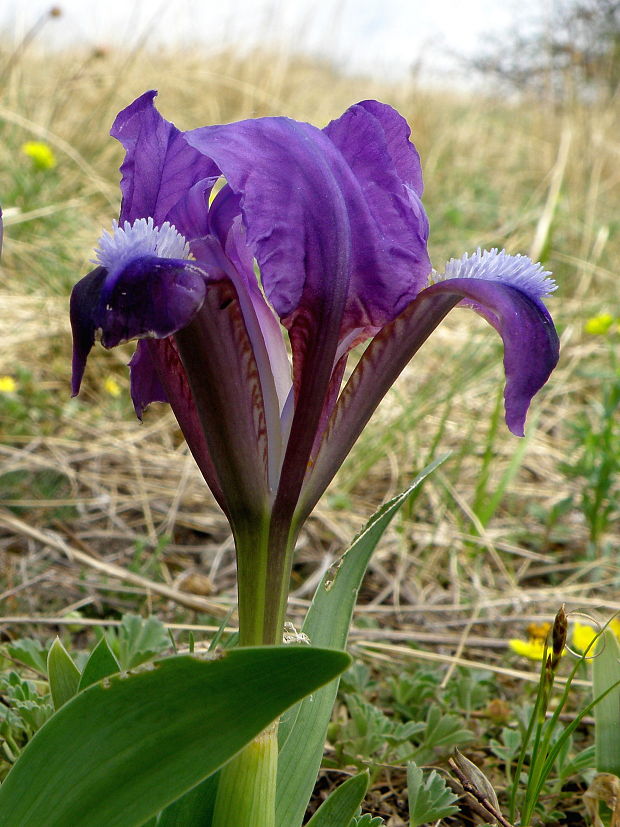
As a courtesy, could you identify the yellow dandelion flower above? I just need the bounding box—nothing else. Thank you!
[584,313,614,335]
[21,141,57,171]
[104,376,121,397]
[527,621,551,641]
[509,638,547,660]
[609,618,620,639]
[572,622,597,654]
[572,618,620,655]
[0,376,17,393]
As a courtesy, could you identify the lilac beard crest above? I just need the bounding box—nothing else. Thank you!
[95,217,191,275]
[432,248,558,302]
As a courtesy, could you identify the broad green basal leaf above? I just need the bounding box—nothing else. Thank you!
[156,773,219,826]
[0,646,349,827]
[593,629,620,776]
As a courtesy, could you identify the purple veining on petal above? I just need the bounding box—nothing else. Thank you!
[141,337,227,514]
[190,222,290,492]
[299,272,559,521]
[174,280,272,523]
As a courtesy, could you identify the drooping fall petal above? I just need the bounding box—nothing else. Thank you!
[299,251,559,520]
[70,220,207,396]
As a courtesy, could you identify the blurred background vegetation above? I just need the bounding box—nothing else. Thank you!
[0,2,618,822]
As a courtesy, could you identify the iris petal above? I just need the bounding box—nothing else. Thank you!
[70,265,108,396]
[323,101,430,330]
[134,337,228,514]
[350,100,425,195]
[70,253,206,401]
[431,278,559,436]
[186,116,352,322]
[111,90,219,227]
[97,256,206,347]
[128,340,168,417]
[185,103,432,517]
[300,276,559,520]
[174,280,272,523]
[186,115,353,516]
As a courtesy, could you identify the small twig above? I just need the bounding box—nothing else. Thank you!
[0,510,230,617]
[448,757,515,827]
[356,640,592,687]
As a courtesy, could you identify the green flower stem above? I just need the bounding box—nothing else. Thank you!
[235,517,298,647]
[227,513,299,823]
[219,519,296,822]
[212,722,279,827]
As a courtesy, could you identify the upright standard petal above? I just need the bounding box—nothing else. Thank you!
[111,90,219,230]
[351,100,425,195]
[185,103,432,518]
[186,116,354,516]
[323,101,430,333]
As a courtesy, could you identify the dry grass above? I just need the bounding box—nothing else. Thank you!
[1,32,618,638]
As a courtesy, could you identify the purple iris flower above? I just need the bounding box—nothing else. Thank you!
[71,91,559,642]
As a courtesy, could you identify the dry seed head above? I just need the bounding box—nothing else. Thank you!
[551,604,568,669]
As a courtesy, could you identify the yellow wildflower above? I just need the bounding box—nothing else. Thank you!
[573,618,620,653]
[527,621,551,640]
[104,376,121,397]
[584,313,614,335]
[21,141,57,171]
[572,622,597,654]
[0,376,17,393]
[509,637,547,660]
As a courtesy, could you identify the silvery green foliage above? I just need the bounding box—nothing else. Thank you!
[348,814,384,826]
[407,762,459,827]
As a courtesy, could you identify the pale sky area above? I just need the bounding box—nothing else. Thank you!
[0,0,539,81]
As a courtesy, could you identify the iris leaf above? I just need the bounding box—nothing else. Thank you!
[276,455,448,827]
[0,647,349,827]
[78,636,120,691]
[305,771,369,826]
